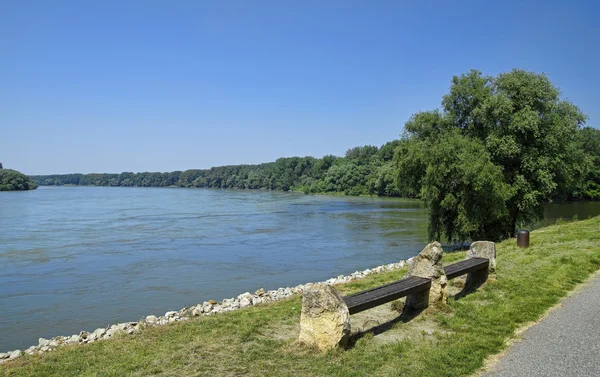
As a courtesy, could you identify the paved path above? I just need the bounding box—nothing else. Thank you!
[484,274,600,377]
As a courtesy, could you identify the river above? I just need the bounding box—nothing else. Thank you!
[1,186,599,352]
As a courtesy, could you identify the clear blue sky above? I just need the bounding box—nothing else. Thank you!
[1,0,598,175]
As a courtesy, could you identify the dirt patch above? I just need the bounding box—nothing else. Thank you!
[258,301,448,348]
[350,301,448,345]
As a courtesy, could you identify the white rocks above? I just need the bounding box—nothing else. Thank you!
[67,334,81,344]
[1,257,412,362]
[145,315,158,325]
[84,328,106,343]
[202,301,213,312]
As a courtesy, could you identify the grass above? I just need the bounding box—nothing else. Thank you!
[3,217,600,377]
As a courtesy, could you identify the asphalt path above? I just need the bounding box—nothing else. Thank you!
[484,273,600,377]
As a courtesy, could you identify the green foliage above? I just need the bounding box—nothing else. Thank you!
[0,168,38,191]
[30,146,401,197]
[578,127,600,200]
[398,131,511,241]
[397,69,590,241]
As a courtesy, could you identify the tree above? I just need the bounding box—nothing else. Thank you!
[397,131,511,241]
[0,169,38,191]
[579,127,600,200]
[397,69,589,241]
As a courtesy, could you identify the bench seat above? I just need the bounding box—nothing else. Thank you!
[343,276,431,315]
[444,257,489,280]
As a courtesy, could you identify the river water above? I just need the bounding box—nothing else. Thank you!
[1,186,599,352]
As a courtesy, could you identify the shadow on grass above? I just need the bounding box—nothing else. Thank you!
[346,307,425,348]
[453,272,489,300]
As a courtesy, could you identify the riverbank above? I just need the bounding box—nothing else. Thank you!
[3,216,600,376]
[0,260,411,363]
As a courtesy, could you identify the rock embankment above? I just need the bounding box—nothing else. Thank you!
[0,259,409,364]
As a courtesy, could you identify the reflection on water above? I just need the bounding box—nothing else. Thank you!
[1,186,598,352]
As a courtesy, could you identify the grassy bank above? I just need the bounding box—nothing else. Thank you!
[3,217,600,377]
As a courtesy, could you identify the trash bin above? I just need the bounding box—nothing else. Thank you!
[517,229,530,248]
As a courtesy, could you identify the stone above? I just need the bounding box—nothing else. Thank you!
[239,297,252,308]
[146,315,158,325]
[255,288,265,296]
[252,296,264,305]
[8,350,21,359]
[298,283,351,352]
[118,323,133,331]
[403,241,447,314]
[191,307,202,316]
[105,327,120,338]
[178,307,190,317]
[38,337,50,346]
[467,241,496,274]
[462,241,496,290]
[0,353,8,360]
[69,334,81,343]
[165,311,178,318]
[208,299,217,305]
[88,328,106,341]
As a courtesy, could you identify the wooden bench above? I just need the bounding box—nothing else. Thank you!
[342,258,489,315]
[343,276,431,315]
[444,257,489,280]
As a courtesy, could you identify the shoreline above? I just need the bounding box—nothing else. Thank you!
[0,257,412,363]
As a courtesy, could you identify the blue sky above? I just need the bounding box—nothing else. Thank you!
[1,0,598,175]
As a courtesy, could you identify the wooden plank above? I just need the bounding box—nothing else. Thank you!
[343,276,431,315]
[444,257,489,280]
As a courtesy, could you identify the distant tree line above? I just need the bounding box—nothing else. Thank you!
[0,164,38,191]
[29,69,600,241]
[30,141,401,196]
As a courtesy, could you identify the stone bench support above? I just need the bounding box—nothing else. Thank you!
[298,284,351,351]
[402,241,447,314]
[464,241,496,289]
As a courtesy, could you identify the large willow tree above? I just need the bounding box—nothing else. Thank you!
[396,69,589,242]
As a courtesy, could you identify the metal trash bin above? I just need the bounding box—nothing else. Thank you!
[517,229,530,248]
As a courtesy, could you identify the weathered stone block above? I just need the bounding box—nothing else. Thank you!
[467,241,496,274]
[298,284,351,352]
[403,241,447,314]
